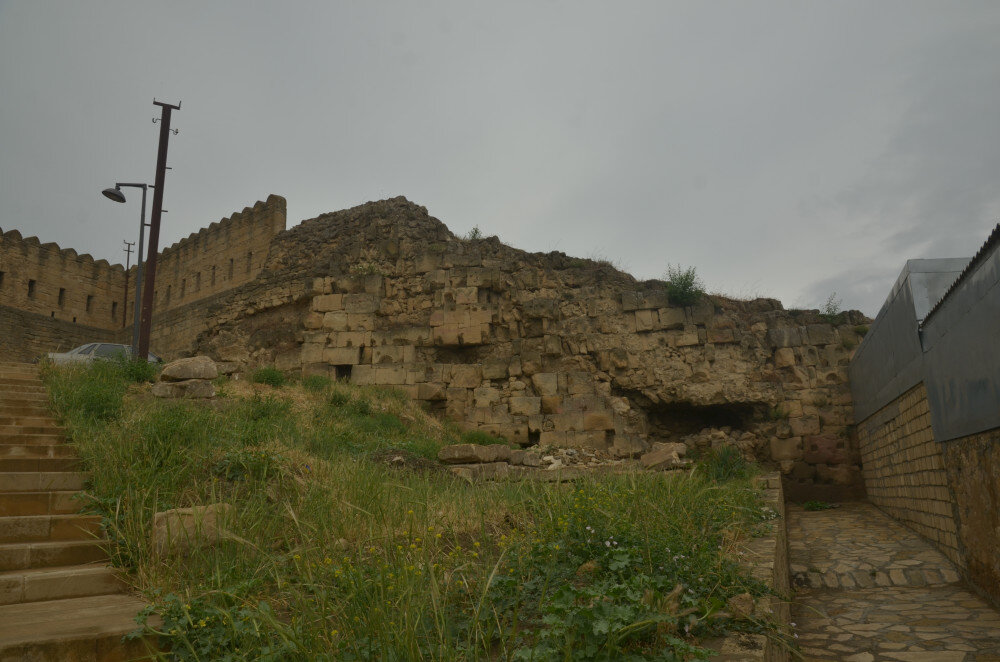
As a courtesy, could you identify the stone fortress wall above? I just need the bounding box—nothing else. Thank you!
[125,194,286,331]
[0,195,286,360]
[189,197,868,496]
[0,228,125,360]
[850,224,1000,605]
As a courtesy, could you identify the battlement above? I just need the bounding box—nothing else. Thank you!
[0,226,127,329]
[123,194,286,319]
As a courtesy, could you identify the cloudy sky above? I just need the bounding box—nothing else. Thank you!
[1,1,998,316]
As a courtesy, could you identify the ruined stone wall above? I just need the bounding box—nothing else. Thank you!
[0,229,127,330]
[191,197,866,492]
[856,383,961,565]
[942,429,1000,604]
[0,304,116,362]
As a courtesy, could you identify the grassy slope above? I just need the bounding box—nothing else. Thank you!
[42,362,783,661]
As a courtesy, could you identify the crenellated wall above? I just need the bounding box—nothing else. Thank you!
[0,195,286,359]
[119,194,286,330]
[0,229,127,330]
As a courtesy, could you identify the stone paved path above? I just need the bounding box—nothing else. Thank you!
[789,502,1000,661]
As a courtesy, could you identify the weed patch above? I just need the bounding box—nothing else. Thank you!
[44,363,783,660]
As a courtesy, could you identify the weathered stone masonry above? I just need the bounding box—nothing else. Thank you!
[191,197,866,493]
[1,195,867,493]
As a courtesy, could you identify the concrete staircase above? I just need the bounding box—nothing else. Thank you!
[0,362,153,661]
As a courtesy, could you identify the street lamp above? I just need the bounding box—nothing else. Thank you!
[102,182,152,356]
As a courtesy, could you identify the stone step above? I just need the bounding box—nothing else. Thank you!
[0,457,81,473]
[0,515,102,544]
[0,377,43,388]
[0,594,154,660]
[0,444,77,459]
[0,491,82,517]
[0,406,52,418]
[0,539,107,572]
[0,425,64,436]
[0,472,88,493]
[0,386,47,397]
[0,434,64,445]
[0,416,58,428]
[0,565,126,606]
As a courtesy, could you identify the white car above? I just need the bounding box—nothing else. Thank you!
[47,343,162,365]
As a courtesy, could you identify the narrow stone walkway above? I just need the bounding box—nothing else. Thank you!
[789,502,1000,661]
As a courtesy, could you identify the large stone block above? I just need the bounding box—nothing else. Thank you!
[372,345,416,364]
[802,434,849,464]
[767,327,802,348]
[583,411,614,430]
[774,347,796,368]
[438,443,511,464]
[658,307,686,330]
[323,346,361,365]
[161,356,218,381]
[509,396,541,416]
[769,436,803,461]
[789,415,821,436]
[450,364,482,388]
[635,309,658,332]
[805,324,836,346]
[152,379,215,399]
[152,503,233,557]
[343,293,379,314]
[531,372,559,396]
[417,382,446,400]
[312,294,343,312]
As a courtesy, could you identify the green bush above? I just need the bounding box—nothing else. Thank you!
[460,429,508,446]
[698,446,754,483]
[665,264,705,306]
[803,500,834,511]
[302,374,332,392]
[251,366,286,387]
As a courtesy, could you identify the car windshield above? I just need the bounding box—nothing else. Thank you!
[70,344,97,355]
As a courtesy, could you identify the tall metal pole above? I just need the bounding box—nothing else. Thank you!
[122,241,133,330]
[137,100,180,360]
[132,185,147,354]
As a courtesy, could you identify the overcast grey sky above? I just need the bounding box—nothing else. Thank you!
[2,1,998,316]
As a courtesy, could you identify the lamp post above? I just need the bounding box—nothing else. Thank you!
[102,183,152,356]
[136,99,181,361]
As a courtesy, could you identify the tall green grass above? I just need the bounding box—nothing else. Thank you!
[44,363,782,661]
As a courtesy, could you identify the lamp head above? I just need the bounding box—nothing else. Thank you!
[102,187,126,203]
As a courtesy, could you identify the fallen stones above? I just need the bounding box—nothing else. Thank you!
[438,443,512,464]
[153,356,217,399]
[640,442,689,470]
[151,503,233,556]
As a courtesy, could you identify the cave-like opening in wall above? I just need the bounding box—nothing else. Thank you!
[618,386,765,445]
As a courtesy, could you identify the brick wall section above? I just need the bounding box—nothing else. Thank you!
[0,304,115,361]
[857,382,960,564]
[0,229,126,330]
[942,429,1000,604]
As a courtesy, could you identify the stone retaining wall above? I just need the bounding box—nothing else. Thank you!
[0,304,115,361]
[709,472,791,661]
[856,383,960,566]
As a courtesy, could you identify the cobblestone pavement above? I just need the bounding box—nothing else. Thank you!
[789,503,1000,661]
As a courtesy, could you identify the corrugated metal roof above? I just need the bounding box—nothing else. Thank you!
[922,222,1000,325]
